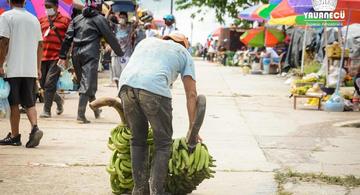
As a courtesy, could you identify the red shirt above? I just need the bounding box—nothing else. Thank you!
[39,13,70,61]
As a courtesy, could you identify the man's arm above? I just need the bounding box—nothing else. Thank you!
[183,76,197,131]
[37,41,43,79]
[59,19,75,60]
[97,17,123,57]
[0,36,9,75]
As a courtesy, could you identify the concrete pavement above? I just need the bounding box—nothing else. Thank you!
[1,58,360,194]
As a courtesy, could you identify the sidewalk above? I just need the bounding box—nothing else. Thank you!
[1,59,360,194]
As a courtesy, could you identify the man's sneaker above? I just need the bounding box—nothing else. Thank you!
[39,111,51,118]
[0,132,22,146]
[56,97,64,115]
[25,126,43,148]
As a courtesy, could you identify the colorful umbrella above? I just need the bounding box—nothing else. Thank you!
[258,0,282,20]
[238,4,265,22]
[0,0,73,18]
[288,0,313,14]
[240,26,285,47]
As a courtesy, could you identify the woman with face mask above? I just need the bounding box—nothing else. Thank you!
[110,10,138,89]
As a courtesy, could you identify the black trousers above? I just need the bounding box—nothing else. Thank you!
[40,60,62,112]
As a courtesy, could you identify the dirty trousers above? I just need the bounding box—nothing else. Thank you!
[119,86,173,195]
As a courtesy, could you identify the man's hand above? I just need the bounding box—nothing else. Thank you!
[57,59,67,71]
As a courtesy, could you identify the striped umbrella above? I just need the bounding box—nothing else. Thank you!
[240,26,286,47]
[0,0,73,18]
[238,4,265,22]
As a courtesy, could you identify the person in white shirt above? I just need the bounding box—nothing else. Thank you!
[144,23,158,38]
[160,14,176,37]
[0,0,44,148]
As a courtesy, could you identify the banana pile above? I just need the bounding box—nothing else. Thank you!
[106,124,215,195]
[166,138,216,194]
[106,125,134,194]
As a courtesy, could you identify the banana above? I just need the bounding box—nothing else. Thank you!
[110,150,118,166]
[168,160,173,174]
[175,151,182,169]
[107,143,116,151]
[180,160,186,170]
[119,181,134,189]
[120,161,132,173]
[114,158,125,179]
[188,153,195,166]
[121,131,132,140]
[118,153,131,161]
[119,176,133,184]
[106,165,116,175]
[180,149,190,168]
[110,175,121,192]
[204,149,210,169]
[194,143,202,166]
[173,138,180,153]
[108,125,216,194]
[196,146,208,171]
[180,137,188,150]
[116,131,129,145]
[122,160,132,168]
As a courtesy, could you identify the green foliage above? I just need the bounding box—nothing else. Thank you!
[175,0,268,24]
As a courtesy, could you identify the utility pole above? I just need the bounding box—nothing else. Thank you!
[170,0,173,14]
[191,20,194,46]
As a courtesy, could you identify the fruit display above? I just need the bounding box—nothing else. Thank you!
[107,124,215,195]
[290,85,312,95]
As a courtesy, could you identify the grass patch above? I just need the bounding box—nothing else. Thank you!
[274,170,360,195]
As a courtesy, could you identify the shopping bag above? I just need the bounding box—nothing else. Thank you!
[0,98,10,118]
[0,77,10,99]
[57,70,74,91]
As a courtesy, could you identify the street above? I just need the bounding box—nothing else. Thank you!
[1,58,360,195]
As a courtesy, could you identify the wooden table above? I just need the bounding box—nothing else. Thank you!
[293,95,323,110]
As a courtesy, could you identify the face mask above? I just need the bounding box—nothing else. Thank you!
[119,18,126,25]
[46,8,56,16]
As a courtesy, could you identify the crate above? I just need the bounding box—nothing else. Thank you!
[326,46,350,58]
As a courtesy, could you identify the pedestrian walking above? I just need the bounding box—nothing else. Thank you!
[111,11,138,89]
[118,33,198,194]
[39,0,70,118]
[160,14,176,37]
[144,22,158,38]
[0,0,44,148]
[58,0,123,124]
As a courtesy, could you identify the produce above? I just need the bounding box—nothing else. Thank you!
[290,85,312,95]
[107,124,215,195]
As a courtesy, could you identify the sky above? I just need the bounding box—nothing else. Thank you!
[138,0,233,45]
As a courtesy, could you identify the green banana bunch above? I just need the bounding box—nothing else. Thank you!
[107,124,133,194]
[166,138,216,195]
[107,124,216,195]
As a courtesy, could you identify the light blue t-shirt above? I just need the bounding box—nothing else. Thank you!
[119,37,196,98]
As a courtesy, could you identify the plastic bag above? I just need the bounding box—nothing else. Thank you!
[0,98,10,118]
[0,77,10,99]
[57,70,74,91]
[324,92,345,112]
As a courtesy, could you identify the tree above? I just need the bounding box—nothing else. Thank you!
[175,0,268,25]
